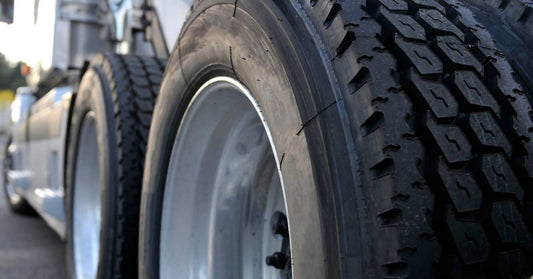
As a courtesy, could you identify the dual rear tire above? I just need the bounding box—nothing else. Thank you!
[63,1,533,278]
[139,0,533,278]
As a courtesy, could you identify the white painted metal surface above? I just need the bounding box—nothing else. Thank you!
[23,0,112,89]
[9,86,72,238]
[152,0,194,50]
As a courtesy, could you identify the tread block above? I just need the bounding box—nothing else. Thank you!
[127,66,147,76]
[132,86,154,99]
[446,208,490,264]
[135,98,155,113]
[409,0,446,13]
[427,116,471,163]
[434,36,484,74]
[323,3,342,28]
[418,9,464,40]
[491,200,531,243]
[496,249,528,278]
[499,0,533,27]
[465,112,512,157]
[481,153,523,201]
[324,7,349,57]
[452,71,500,116]
[485,55,523,99]
[131,76,150,87]
[136,112,152,127]
[395,36,443,75]
[306,0,336,26]
[463,24,500,60]
[436,160,482,213]
[379,8,426,40]
[148,74,162,84]
[146,66,163,75]
[409,68,458,119]
[379,0,408,11]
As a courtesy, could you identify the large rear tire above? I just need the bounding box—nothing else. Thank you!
[140,1,533,278]
[66,54,165,279]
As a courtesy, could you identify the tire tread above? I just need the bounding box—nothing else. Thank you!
[302,0,533,277]
[89,54,165,279]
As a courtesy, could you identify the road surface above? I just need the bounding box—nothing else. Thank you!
[0,136,67,279]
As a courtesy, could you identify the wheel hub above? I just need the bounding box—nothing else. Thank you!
[159,77,292,279]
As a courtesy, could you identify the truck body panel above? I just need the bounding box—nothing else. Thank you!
[7,0,193,238]
[9,86,73,237]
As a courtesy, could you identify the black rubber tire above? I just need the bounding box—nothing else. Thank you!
[139,1,533,278]
[462,0,533,102]
[2,135,33,215]
[65,54,165,279]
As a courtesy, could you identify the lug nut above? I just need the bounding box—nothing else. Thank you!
[272,221,288,237]
[265,252,288,269]
[271,212,289,237]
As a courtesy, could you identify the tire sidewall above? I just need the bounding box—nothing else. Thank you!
[140,2,361,279]
[65,66,119,279]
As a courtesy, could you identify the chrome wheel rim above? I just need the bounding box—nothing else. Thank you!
[73,112,101,279]
[160,77,292,279]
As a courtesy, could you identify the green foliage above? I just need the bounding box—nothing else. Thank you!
[0,52,26,91]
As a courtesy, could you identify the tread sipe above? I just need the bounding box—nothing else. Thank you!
[300,0,533,277]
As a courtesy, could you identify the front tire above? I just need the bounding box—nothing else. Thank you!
[65,54,164,279]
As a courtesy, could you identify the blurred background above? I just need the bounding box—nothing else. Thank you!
[0,0,31,133]
[0,53,24,133]
[0,1,67,278]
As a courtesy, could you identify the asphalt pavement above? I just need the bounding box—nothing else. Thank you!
[0,136,67,279]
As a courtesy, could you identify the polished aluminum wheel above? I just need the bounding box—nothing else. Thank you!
[72,112,101,279]
[160,77,292,279]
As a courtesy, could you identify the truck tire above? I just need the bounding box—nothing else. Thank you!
[65,54,165,279]
[462,0,533,102]
[2,136,33,214]
[139,1,533,278]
